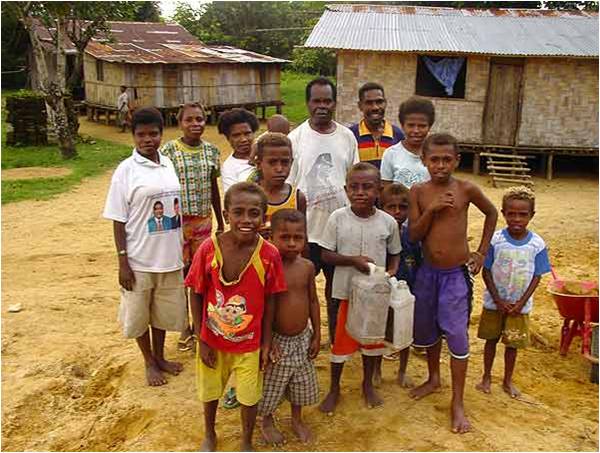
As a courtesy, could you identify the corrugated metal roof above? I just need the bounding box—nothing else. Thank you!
[304,4,599,57]
[34,20,286,65]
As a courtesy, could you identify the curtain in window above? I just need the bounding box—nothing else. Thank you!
[422,56,465,96]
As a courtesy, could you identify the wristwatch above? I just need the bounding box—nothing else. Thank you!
[118,249,127,256]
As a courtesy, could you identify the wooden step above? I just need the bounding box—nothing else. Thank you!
[491,176,534,185]
[489,172,531,179]
[480,152,529,159]
[487,165,531,172]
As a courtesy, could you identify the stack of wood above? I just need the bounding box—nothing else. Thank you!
[480,152,534,188]
[5,92,48,146]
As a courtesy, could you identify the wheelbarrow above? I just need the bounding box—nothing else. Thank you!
[547,279,598,358]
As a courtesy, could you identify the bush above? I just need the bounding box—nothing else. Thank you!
[290,47,336,77]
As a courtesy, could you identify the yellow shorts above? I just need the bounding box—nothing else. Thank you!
[477,308,530,349]
[118,269,187,339]
[196,348,262,406]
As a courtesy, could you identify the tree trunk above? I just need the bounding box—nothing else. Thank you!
[21,13,77,159]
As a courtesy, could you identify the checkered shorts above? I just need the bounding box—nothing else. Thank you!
[257,327,319,416]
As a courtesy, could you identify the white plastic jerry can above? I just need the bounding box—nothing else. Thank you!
[384,277,416,350]
[346,263,391,345]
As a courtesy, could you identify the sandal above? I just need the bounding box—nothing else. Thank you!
[177,335,194,352]
[222,387,240,409]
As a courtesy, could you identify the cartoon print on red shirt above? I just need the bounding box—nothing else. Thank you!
[207,290,254,342]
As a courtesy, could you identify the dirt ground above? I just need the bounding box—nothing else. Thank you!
[2,119,598,451]
[1,167,72,181]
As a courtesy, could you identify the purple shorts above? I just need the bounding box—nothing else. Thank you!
[412,262,473,359]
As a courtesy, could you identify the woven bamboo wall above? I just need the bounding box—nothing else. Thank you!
[336,51,489,143]
[517,58,599,148]
[84,55,282,109]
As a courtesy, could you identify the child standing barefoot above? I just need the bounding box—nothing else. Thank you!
[185,183,287,451]
[476,186,550,398]
[408,133,497,434]
[259,210,320,446]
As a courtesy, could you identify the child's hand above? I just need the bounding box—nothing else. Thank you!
[494,299,511,314]
[309,332,320,360]
[352,256,374,274]
[430,191,455,212]
[118,261,136,291]
[508,301,525,316]
[269,341,282,364]
[260,343,271,371]
[467,251,484,275]
[199,340,217,369]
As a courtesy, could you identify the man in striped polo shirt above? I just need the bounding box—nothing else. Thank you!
[349,82,404,169]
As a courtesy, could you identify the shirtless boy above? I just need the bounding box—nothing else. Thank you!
[258,209,320,445]
[408,133,497,434]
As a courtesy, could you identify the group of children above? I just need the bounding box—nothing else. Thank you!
[108,82,551,450]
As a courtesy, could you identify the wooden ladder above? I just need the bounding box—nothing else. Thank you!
[480,152,534,188]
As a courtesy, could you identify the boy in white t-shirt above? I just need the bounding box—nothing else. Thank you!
[381,96,436,188]
[103,107,187,387]
[219,108,260,193]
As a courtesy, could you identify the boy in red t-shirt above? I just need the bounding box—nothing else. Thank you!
[185,182,287,451]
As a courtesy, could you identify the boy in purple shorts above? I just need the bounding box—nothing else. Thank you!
[408,133,497,434]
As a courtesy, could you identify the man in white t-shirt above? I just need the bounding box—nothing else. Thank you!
[104,107,186,387]
[380,96,436,188]
[287,77,359,345]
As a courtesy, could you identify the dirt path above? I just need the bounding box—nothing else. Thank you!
[2,120,598,451]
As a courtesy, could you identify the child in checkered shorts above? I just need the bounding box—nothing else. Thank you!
[258,209,321,445]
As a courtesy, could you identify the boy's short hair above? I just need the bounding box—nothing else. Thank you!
[422,133,459,156]
[358,82,385,101]
[502,185,536,212]
[224,182,268,214]
[131,107,163,134]
[255,132,292,161]
[306,77,337,102]
[266,114,290,134]
[217,108,259,137]
[346,161,381,183]
[380,183,409,204]
[177,102,206,122]
[271,209,306,234]
[398,96,435,126]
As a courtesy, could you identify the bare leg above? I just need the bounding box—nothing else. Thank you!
[318,362,343,414]
[503,347,520,398]
[261,414,285,446]
[240,404,258,451]
[362,355,384,408]
[396,347,413,388]
[201,400,218,451]
[450,357,471,434]
[373,355,382,387]
[136,329,166,386]
[476,339,497,394]
[409,340,442,399]
[291,404,312,443]
[151,327,183,375]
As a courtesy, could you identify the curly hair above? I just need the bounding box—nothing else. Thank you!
[271,208,306,234]
[217,108,259,137]
[131,107,164,134]
[502,185,535,212]
[224,182,268,214]
[177,102,206,123]
[398,96,435,126]
[380,182,409,204]
[255,132,292,162]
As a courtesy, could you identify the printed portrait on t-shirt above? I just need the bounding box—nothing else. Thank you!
[147,200,172,232]
[170,197,181,230]
[304,153,347,214]
[206,290,254,342]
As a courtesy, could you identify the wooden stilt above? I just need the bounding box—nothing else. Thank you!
[473,152,481,175]
[546,153,554,180]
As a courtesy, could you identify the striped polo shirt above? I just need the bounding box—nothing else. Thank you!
[349,119,404,169]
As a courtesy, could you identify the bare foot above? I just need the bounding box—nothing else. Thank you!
[451,401,471,434]
[373,369,382,387]
[200,433,217,452]
[363,383,384,408]
[261,415,285,446]
[318,389,340,415]
[240,440,254,451]
[503,381,521,398]
[292,418,313,443]
[396,373,414,388]
[409,379,441,400]
[476,376,492,394]
[146,363,167,386]
[156,358,183,376]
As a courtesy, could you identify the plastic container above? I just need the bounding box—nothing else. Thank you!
[346,263,391,345]
[384,277,415,350]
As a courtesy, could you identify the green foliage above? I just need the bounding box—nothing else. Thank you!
[5,90,45,101]
[1,138,131,204]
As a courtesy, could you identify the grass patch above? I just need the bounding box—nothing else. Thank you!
[1,138,131,204]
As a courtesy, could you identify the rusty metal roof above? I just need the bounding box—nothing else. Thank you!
[34,20,286,64]
[304,4,599,57]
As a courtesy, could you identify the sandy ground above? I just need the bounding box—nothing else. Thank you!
[1,167,72,181]
[1,119,599,451]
